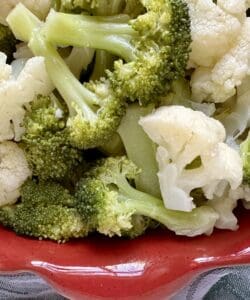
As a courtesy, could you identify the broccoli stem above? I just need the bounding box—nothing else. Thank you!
[116,174,213,231]
[118,104,161,197]
[44,11,137,62]
[7,3,99,120]
[90,50,115,81]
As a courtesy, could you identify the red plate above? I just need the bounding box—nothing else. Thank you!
[1,208,250,299]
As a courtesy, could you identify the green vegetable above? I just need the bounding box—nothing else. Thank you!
[8,4,125,150]
[0,180,88,242]
[75,156,218,237]
[0,24,17,63]
[21,95,83,180]
[240,135,250,184]
[43,0,191,105]
[118,103,160,197]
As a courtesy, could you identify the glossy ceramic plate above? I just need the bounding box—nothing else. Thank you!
[1,207,250,300]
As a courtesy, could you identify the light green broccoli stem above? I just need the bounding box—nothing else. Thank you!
[115,172,216,232]
[90,50,115,81]
[7,4,98,121]
[118,104,160,197]
[43,11,137,62]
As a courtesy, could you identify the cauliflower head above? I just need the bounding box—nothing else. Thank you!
[0,141,31,207]
[0,0,51,25]
[191,18,250,103]
[0,52,53,141]
[186,0,241,68]
[139,106,243,212]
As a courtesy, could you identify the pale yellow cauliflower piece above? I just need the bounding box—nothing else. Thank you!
[186,0,241,68]
[0,141,31,207]
[0,52,53,141]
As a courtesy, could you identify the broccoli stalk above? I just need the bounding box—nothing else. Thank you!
[118,103,160,197]
[0,180,89,242]
[75,157,218,237]
[7,4,125,149]
[42,0,191,104]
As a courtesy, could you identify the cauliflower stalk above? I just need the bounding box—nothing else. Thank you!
[0,141,31,207]
[0,52,53,141]
[140,106,243,212]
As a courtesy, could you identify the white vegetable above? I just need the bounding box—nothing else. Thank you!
[191,18,250,103]
[0,141,31,207]
[0,52,53,141]
[140,106,243,212]
[217,0,247,20]
[0,0,51,25]
[186,0,241,68]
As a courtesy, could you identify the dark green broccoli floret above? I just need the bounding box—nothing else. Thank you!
[42,0,191,105]
[8,4,125,150]
[0,24,17,63]
[75,156,218,237]
[21,95,83,180]
[240,135,250,185]
[0,180,89,242]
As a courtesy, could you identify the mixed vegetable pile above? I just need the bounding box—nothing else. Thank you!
[0,0,250,242]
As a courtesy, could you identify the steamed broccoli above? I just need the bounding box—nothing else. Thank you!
[0,180,88,242]
[21,95,83,180]
[240,135,250,184]
[8,4,125,149]
[75,156,218,237]
[43,0,191,104]
[0,24,17,63]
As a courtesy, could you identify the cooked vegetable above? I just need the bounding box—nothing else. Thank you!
[0,142,31,207]
[21,95,84,180]
[75,156,219,237]
[140,106,243,211]
[7,4,126,150]
[0,179,88,241]
[43,0,191,104]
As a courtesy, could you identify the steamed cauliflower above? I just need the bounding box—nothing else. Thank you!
[186,0,241,68]
[0,0,51,25]
[191,18,250,103]
[0,52,53,141]
[188,0,250,103]
[0,141,31,207]
[139,106,243,212]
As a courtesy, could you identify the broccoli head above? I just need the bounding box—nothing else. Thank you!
[21,94,84,180]
[75,157,218,237]
[8,4,126,149]
[0,24,17,63]
[0,180,89,242]
[43,0,191,105]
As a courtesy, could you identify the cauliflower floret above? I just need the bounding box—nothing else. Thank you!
[186,0,241,68]
[139,106,243,212]
[191,18,250,103]
[0,53,53,141]
[0,0,51,25]
[217,0,247,20]
[0,141,31,207]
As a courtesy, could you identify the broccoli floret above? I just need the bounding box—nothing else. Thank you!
[8,4,125,149]
[21,95,83,180]
[240,135,250,185]
[75,156,218,237]
[0,180,88,242]
[0,24,17,63]
[43,0,191,105]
